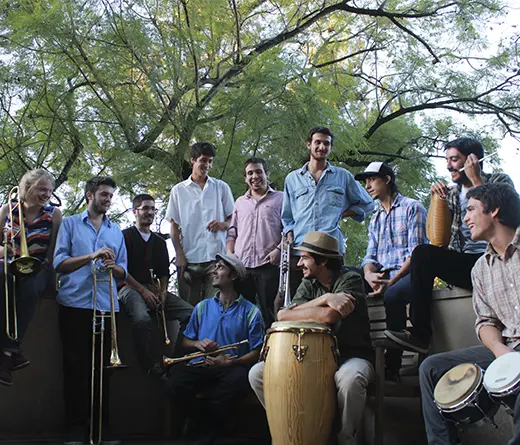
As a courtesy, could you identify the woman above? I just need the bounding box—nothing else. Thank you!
[0,169,62,386]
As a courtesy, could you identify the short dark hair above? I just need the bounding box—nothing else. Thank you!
[244,157,268,174]
[444,138,484,161]
[189,142,216,160]
[132,194,155,209]
[84,176,116,202]
[466,183,520,229]
[311,253,343,274]
[307,126,335,146]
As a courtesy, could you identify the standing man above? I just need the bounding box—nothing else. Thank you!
[54,176,127,445]
[355,162,428,381]
[165,142,234,306]
[119,194,193,377]
[419,182,520,445]
[249,232,374,445]
[226,157,283,327]
[282,126,374,293]
[166,254,264,445]
[385,137,515,353]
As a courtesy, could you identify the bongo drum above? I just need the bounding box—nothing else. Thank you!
[484,351,520,414]
[433,363,499,427]
[261,321,339,445]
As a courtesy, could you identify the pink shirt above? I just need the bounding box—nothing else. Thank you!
[227,188,283,268]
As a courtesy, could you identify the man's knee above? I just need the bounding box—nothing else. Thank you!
[248,362,264,391]
[335,363,371,392]
[412,244,438,264]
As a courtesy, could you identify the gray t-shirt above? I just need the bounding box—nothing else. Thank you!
[459,188,487,254]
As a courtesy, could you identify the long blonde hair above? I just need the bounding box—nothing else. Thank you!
[19,169,55,202]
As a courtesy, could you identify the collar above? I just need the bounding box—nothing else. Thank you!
[484,226,520,264]
[245,186,274,199]
[213,292,243,306]
[375,193,402,214]
[81,209,111,228]
[299,161,334,175]
[186,175,215,187]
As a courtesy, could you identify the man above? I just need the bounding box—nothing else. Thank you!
[282,126,374,293]
[249,232,374,445]
[165,142,234,305]
[118,194,193,377]
[226,157,283,327]
[385,137,514,353]
[166,254,264,445]
[54,176,127,445]
[419,182,520,445]
[355,162,428,381]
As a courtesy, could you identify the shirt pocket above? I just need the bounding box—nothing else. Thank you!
[394,224,408,246]
[293,186,311,211]
[326,185,345,208]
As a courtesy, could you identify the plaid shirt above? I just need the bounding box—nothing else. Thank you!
[447,173,514,251]
[361,194,428,278]
[472,226,520,348]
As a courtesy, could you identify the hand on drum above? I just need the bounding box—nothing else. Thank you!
[204,353,233,367]
[195,338,220,353]
[324,292,356,318]
[430,181,449,199]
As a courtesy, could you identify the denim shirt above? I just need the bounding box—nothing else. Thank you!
[54,209,128,311]
[282,162,374,253]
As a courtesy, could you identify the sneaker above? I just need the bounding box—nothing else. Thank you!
[384,329,429,354]
[0,354,13,386]
[11,351,30,371]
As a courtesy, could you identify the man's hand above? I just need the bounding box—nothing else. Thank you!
[141,287,161,308]
[4,244,15,258]
[430,181,449,199]
[194,338,219,353]
[263,248,281,266]
[204,353,234,367]
[206,220,226,232]
[323,293,356,318]
[463,153,482,185]
[492,343,515,359]
[91,247,115,262]
[175,252,187,278]
[286,231,294,246]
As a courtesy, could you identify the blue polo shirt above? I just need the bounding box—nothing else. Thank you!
[184,294,264,364]
[54,209,128,312]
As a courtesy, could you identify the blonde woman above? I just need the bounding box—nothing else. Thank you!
[0,169,62,386]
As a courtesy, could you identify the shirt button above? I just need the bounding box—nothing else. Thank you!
[511,283,514,287]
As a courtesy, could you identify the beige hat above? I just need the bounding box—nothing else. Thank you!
[295,232,342,258]
[215,253,247,280]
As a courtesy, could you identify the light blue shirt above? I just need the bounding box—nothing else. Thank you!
[54,209,128,311]
[282,162,375,253]
[184,294,264,364]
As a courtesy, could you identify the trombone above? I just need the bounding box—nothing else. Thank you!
[89,258,126,445]
[4,186,42,341]
[163,339,249,367]
[149,269,170,345]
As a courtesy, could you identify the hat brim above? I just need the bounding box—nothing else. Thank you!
[215,254,246,279]
[354,172,383,181]
[295,244,342,259]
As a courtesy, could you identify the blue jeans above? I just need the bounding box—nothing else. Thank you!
[0,266,52,352]
[420,345,520,445]
[119,285,194,370]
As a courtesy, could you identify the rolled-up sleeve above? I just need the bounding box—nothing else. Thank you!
[472,265,504,339]
[344,174,375,222]
[227,206,239,241]
[405,202,428,258]
[165,186,179,224]
[53,218,72,270]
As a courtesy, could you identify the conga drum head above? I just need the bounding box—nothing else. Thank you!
[434,363,482,410]
[268,320,332,334]
[484,352,520,395]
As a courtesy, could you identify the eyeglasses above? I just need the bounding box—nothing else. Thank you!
[135,206,157,212]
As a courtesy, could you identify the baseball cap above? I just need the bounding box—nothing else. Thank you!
[354,162,395,182]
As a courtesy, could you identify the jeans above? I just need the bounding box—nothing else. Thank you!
[178,261,216,306]
[119,285,194,370]
[419,345,520,445]
[248,357,374,445]
[0,266,52,352]
[240,264,279,328]
[410,245,481,342]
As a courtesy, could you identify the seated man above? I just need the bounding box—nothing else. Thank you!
[119,194,194,377]
[419,182,520,445]
[248,232,374,445]
[166,254,264,445]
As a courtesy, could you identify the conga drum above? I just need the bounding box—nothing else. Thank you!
[433,363,499,427]
[261,321,339,445]
[427,193,451,247]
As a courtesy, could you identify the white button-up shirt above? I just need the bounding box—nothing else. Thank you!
[165,176,234,263]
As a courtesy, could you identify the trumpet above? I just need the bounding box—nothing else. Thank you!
[89,258,126,445]
[4,186,42,341]
[163,339,249,367]
[149,269,170,345]
[279,233,292,308]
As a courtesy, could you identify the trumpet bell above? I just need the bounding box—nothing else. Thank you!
[9,255,42,277]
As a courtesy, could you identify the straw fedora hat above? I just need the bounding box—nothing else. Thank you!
[295,232,342,258]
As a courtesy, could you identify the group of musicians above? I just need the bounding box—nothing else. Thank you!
[0,126,518,445]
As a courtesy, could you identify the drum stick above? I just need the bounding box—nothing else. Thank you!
[458,152,499,173]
